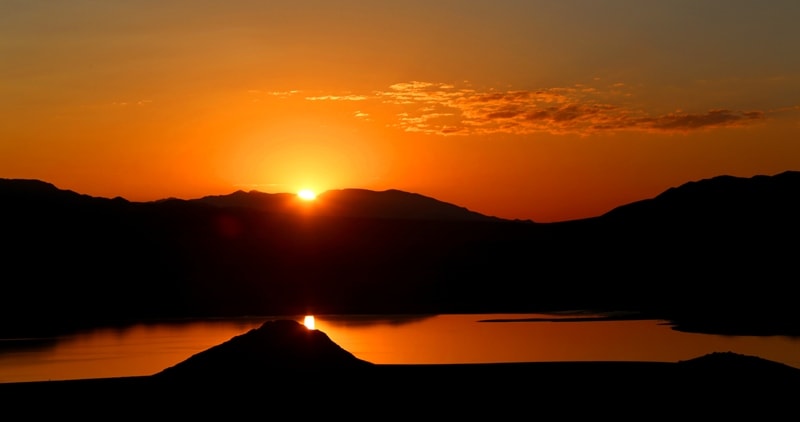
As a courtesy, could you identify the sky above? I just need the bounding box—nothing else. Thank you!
[2,0,799,222]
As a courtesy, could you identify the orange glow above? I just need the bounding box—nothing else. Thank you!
[2,3,798,223]
[303,315,316,330]
[297,189,317,201]
[310,314,800,367]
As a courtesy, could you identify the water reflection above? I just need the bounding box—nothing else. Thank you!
[314,314,796,365]
[1,314,798,383]
[0,318,271,383]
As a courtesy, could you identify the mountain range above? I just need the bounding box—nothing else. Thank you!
[1,171,798,336]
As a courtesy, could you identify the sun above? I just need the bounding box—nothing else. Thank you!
[303,315,316,330]
[297,189,317,201]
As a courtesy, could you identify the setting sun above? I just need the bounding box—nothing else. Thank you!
[297,189,317,201]
[303,315,316,330]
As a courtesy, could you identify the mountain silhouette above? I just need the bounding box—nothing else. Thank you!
[599,170,800,223]
[191,188,504,222]
[155,319,373,381]
[1,171,798,336]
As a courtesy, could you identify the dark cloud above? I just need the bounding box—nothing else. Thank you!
[638,109,765,131]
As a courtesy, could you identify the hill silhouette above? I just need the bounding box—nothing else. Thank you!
[155,319,373,381]
[192,187,505,221]
[149,320,800,407]
[1,171,798,336]
[155,319,800,385]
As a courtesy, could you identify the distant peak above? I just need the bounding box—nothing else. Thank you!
[316,188,504,222]
[599,170,800,222]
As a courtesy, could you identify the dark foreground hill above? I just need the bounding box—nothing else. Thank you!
[1,171,798,336]
[1,320,797,417]
[155,319,374,379]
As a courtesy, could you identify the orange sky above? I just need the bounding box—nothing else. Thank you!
[2,1,799,222]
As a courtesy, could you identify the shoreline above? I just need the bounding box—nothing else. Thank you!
[1,357,797,416]
[3,313,800,385]
[3,350,798,384]
[2,317,798,416]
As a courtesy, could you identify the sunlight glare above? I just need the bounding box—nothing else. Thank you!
[298,189,317,201]
[303,315,316,330]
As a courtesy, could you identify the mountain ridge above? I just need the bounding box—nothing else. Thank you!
[599,170,800,222]
[1,170,798,337]
[5,170,797,224]
[189,187,506,222]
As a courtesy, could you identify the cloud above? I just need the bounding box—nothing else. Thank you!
[300,81,770,136]
[633,109,765,132]
[305,95,367,101]
[266,90,300,97]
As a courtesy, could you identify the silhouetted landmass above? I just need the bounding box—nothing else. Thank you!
[1,171,798,337]
[194,187,506,221]
[155,319,373,381]
[157,320,800,384]
[1,321,797,417]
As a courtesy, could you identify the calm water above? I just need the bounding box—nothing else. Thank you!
[1,313,799,383]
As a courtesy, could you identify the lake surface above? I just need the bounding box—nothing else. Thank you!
[1,313,799,383]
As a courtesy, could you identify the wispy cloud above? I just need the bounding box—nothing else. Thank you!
[631,109,765,132]
[288,81,772,136]
[305,94,368,101]
[266,90,300,97]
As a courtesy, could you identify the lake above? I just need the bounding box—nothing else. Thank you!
[1,313,799,383]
